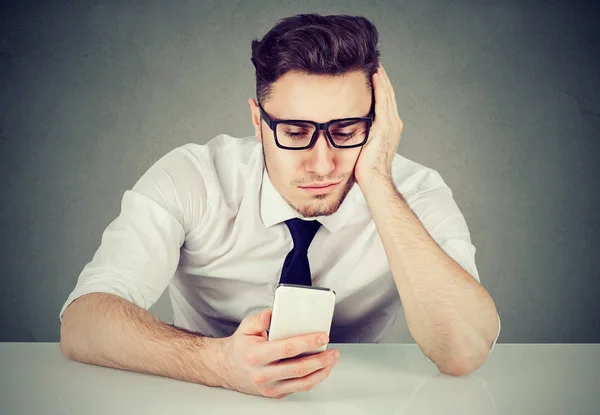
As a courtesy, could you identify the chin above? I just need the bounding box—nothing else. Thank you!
[287,176,355,218]
[294,190,344,218]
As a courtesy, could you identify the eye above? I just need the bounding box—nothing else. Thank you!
[332,131,356,139]
[282,129,312,140]
[279,122,314,140]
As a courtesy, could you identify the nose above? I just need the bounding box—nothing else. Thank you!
[306,130,335,177]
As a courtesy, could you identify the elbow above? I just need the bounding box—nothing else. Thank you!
[59,339,74,360]
[437,358,478,377]
[59,320,75,360]
[59,306,80,361]
[432,321,497,377]
[435,347,489,377]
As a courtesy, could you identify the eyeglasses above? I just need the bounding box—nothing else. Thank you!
[258,101,374,150]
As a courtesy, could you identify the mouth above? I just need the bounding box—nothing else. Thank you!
[298,181,342,195]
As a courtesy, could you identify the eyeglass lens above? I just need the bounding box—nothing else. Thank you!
[276,119,368,148]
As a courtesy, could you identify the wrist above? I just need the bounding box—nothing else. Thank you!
[196,336,230,388]
[358,171,395,196]
[209,336,232,389]
[356,163,392,184]
[178,334,229,388]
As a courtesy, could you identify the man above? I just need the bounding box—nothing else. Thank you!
[59,14,500,399]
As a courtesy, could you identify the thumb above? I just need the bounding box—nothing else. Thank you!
[238,308,271,335]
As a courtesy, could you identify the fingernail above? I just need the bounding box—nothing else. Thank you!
[318,335,329,345]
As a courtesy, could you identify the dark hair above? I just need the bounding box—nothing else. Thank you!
[250,14,380,104]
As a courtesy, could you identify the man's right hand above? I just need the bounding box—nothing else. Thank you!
[216,308,340,399]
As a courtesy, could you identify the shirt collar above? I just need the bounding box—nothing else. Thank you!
[259,168,357,233]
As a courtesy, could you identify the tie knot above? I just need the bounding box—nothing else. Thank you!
[284,218,321,251]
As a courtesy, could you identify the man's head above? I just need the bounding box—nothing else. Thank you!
[248,14,380,218]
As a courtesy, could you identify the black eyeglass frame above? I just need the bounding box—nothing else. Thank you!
[258,98,375,150]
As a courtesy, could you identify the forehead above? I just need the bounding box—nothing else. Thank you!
[265,70,372,123]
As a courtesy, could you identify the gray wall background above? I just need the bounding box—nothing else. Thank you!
[1,0,598,343]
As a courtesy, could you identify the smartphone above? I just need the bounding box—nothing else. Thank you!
[267,283,336,357]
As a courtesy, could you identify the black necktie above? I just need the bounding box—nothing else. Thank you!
[279,218,322,286]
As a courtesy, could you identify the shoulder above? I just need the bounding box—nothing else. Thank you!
[129,134,260,230]
[131,134,252,196]
[390,153,453,202]
[179,134,259,167]
[389,153,471,242]
[181,134,262,203]
[161,134,260,193]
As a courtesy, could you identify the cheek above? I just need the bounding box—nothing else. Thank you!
[339,150,361,169]
[267,151,300,179]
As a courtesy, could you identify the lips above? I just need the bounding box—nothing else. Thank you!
[300,181,341,189]
[299,181,342,195]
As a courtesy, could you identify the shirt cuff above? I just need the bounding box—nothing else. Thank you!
[58,277,146,322]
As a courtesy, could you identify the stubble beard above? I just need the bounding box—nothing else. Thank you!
[262,145,355,218]
[293,175,355,218]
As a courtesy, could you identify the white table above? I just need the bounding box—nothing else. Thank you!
[1,343,598,414]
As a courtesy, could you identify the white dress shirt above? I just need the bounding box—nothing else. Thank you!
[60,134,500,347]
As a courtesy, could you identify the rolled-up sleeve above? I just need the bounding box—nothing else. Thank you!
[59,146,206,321]
[405,169,501,352]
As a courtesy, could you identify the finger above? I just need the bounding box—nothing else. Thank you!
[256,348,339,384]
[380,66,397,115]
[382,67,401,129]
[267,361,336,396]
[257,332,329,365]
[372,70,388,121]
[386,75,399,118]
[238,308,271,335]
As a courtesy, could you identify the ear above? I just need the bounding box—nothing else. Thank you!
[248,98,262,143]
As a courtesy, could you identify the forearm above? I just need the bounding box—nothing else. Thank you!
[362,177,498,373]
[60,293,225,387]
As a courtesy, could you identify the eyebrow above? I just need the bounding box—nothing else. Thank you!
[332,120,362,128]
[271,112,371,124]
